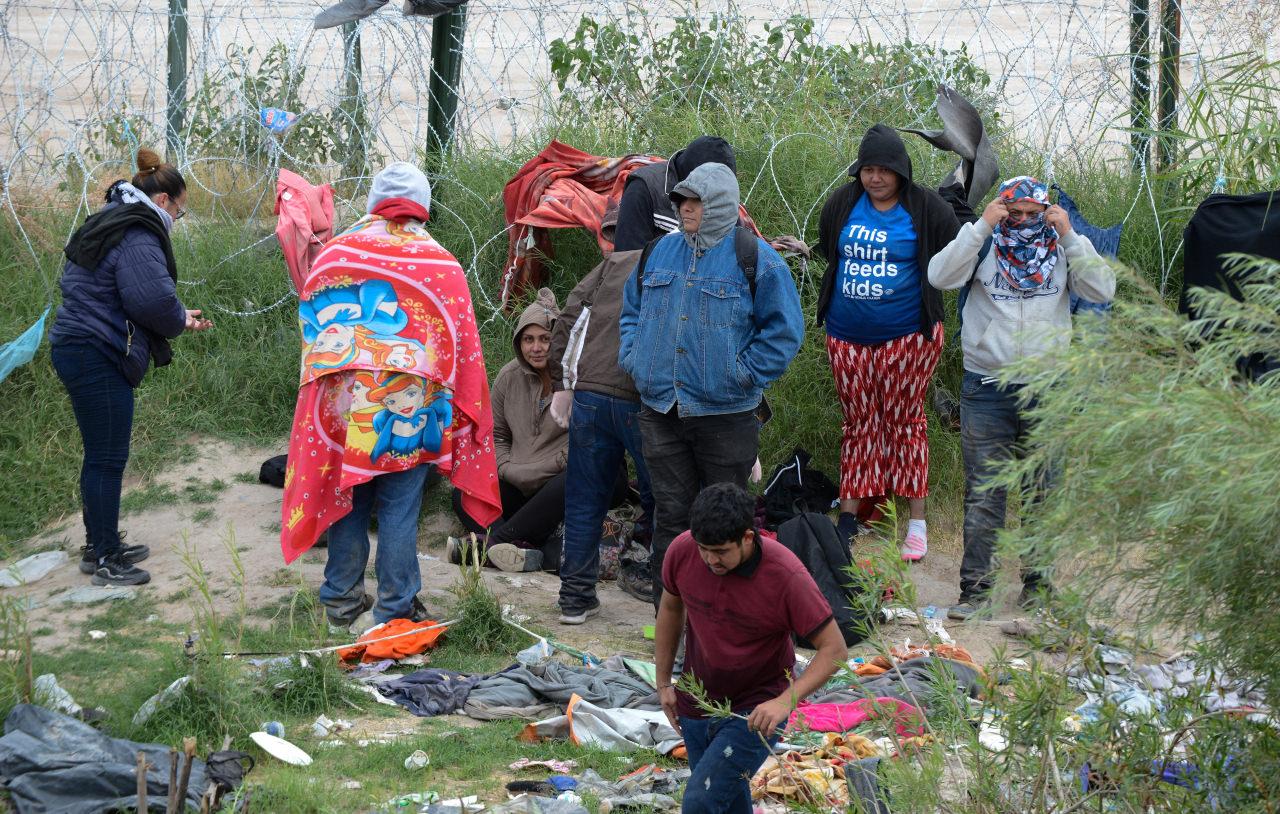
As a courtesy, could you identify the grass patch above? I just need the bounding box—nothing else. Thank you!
[444,544,525,656]
[119,484,180,515]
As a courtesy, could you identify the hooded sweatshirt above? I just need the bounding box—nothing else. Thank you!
[618,163,804,417]
[490,287,569,495]
[815,124,961,336]
[612,136,738,252]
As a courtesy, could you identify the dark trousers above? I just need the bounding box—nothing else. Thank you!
[639,405,758,607]
[453,471,567,549]
[51,342,134,561]
[558,391,654,614]
[679,715,779,814]
[959,370,1049,600]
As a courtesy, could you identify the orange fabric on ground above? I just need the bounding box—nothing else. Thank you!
[338,618,448,663]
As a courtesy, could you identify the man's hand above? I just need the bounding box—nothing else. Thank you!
[550,390,573,429]
[1045,204,1073,236]
[659,685,681,733]
[184,309,213,332]
[980,198,1009,228]
[746,696,792,735]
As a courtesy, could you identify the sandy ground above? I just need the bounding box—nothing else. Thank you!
[6,438,1024,663]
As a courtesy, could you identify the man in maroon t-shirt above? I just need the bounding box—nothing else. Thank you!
[656,483,847,814]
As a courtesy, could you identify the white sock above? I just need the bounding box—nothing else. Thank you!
[907,519,927,541]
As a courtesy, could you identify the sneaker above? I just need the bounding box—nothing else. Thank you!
[408,597,434,623]
[445,536,462,565]
[618,561,654,603]
[326,593,374,635]
[900,530,927,562]
[557,601,601,626]
[90,553,151,586]
[487,543,542,573]
[79,533,150,574]
[947,597,990,621]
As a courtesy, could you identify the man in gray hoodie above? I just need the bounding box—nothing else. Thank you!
[618,163,804,612]
[927,175,1115,619]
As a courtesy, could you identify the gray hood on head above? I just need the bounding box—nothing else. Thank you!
[670,162,739,252]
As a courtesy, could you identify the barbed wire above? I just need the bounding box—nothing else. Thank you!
[1,0,1277,315]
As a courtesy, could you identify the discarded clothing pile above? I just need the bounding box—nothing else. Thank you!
[338,618,449,663]
[0,704,218,813]
[464,661,657,721]
[574,764,690,811]
[809,653,985,714]
[1068,645,1272,724]
[376,668,483,717]
[752,734,889,814]
[788,696,925,737]
[520,696,683,755]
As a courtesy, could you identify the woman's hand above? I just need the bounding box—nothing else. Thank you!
[1045,204,1073,236]
[980,199,1009,228]
[184,309,213,332]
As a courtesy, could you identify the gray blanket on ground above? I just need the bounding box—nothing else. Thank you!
[464,662,659,721]
[811,657,983,712]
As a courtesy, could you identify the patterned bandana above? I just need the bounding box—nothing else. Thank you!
[993,176,1058,291]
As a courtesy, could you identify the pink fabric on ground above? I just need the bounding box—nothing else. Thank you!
[787,697,926,737]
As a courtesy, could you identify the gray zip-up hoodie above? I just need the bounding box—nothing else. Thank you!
[927,219,1115,382]
[669,162,738,252]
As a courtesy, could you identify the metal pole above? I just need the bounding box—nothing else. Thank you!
[1157,0,1181,174]
[1129,0,1151,169]
[427,5,468,162]
[342,21,367,178]
[165,0,188,159]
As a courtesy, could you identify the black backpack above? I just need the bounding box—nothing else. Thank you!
[762,447,837,529]
[258,454,288,488]
[776,512,874,647]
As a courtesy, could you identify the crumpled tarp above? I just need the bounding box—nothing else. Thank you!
[577,764,690,807]
[520,695,683,755]
[463,661,658,721]
[811,656,984,713]
[0,703,211,814]
[379,668,482,717]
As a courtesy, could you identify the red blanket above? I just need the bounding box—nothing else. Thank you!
[501,140,662,306]
[280,215,501,563]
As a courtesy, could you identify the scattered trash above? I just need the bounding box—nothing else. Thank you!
[311,714,353,738]
[509,758,579,773]
[501,604,531,624]
[418,553,440,562]
[145,613,159,623]
[516,638,554,668]
[33,674,81,716]
[1008,657,1030,670]
[385,791,439,809]
[404,749,430,770]
[62,586,137,605]
[249,731,313,766]
[132,675,193,726]
[878,605,919,624]
[921,605,940,619]
[923,617,955,645]
[548,776,578,793]
[343,780,363,790]
[262,721,286,738]
[259,106,299,134]
[0,550,66,588]
[87,630,107,640]
[977,725,1009,752]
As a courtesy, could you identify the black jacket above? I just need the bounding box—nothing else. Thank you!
[611,136,738,252]
[51,199,185,386]
[814,124,961,333]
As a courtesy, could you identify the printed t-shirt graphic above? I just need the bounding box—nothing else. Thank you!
[824,194,921,344]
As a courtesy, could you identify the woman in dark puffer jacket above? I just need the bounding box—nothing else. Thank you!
[49,148,213,586]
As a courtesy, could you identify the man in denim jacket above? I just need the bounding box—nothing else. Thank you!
[619,162,804,609]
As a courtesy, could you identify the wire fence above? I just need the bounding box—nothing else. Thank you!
[1,0,1277,317]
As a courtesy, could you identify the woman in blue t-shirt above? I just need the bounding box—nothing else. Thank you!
[814,124,961,561]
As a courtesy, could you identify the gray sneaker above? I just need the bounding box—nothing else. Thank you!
[557,602,601,626]
[947,597,991,621]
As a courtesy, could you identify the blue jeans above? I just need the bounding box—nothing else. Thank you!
[321,465,428,624]
[959,370,1049,600]
[51,342,134,561]
[558,390,653,614]
[679,716,779,814]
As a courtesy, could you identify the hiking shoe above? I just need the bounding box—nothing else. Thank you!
[947,597,990,621]
[326,593,374,635]
[900,530,927,562]
[557,601,601,626]
[1018,583,1055,611]
[408,597,434,623]
[90,553,151,586]
[488,543,542,573]
[79,533,149,574]
[618,561,654,603]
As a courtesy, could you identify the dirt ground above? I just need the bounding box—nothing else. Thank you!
[6,439,1027,662]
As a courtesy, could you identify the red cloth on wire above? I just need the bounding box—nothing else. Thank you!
[371,197,430,224]
[275,168,335,291]
[501,140,662,306]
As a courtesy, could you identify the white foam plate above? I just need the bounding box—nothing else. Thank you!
[250,731,313,766]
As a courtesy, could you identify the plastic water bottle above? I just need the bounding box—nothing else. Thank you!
[922,605,939,619]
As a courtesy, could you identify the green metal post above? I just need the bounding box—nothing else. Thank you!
[166,0,189,159]
[1129,0,1151,169]
[342,21,367,178]
[1157,0,1181,173]
[427,5,468,162]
